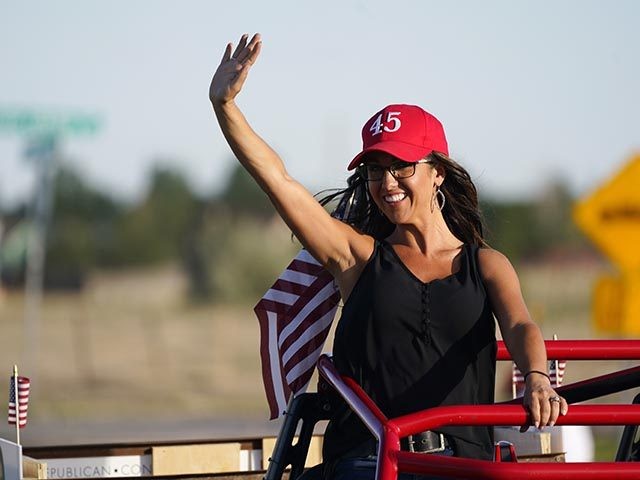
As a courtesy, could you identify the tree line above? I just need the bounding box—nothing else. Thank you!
[0,160,593,303]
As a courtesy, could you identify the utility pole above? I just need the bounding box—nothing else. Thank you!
[22,134,58,374]
[0,107,101,378]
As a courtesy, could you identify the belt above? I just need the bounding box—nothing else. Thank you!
[400,431,449,454]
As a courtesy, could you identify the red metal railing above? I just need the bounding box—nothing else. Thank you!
[317,340,640,480]
[497,339,640,360]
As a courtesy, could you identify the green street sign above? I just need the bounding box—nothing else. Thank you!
[0,108,102,136]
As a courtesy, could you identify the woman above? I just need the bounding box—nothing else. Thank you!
[209,33,568,479]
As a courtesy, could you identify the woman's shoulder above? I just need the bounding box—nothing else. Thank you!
[476,246,517,283]
[476,246,509,261]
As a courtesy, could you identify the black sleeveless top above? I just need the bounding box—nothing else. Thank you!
[323,241,496,462]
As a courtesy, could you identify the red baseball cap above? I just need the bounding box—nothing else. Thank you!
[347,104,449,170]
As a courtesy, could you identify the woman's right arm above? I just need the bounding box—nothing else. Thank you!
[209,34,373,280]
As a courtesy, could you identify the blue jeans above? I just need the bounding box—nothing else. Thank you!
[329,448,455,480]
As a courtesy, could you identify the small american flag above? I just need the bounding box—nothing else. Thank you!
[511,363,525,398]
[512,359,567,398]
[254,249,341,419]
[549,359,567,387]
[8,375,30,428]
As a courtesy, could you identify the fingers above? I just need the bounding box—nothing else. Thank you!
[243,39,262,68]
[231,34,248,60]
[545,392,568,428]
[231,34,261,85]
[548,397,561,427]
[221,43,232,63]
[560,397,569,416]
[523,390,568,430]
[527,395,542,429]
[236,33,262,65]
[221,33,261,69]
[551,396,569,424]
[540,396,555,427]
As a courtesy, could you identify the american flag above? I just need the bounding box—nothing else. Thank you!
[8,375,30,428]
[549,359,567,387]
[254,249,341,419]
[512,359,567,398]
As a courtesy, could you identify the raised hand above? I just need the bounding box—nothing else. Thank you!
[209,33,262,106]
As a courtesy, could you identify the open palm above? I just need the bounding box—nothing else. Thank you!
[209,33,262,105]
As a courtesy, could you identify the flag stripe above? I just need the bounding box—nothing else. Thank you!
[289,259,324,276]
[267,311,288,416]
[294,249,322,266]
[8,376,30,428]
[281,294,340,364]
[279,269,317,287]
[282,304,337,366]
[287,343,326,394]
[255,299,293,315]
[278,280,339,349]
[256,308,289,419]
[254,249,340,419]
[262,288,299,305]
[271,279,311,296]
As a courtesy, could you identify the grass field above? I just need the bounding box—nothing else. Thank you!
[1,264,266,420]
[0,256,636,458]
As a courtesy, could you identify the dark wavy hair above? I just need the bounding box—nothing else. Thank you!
[318,152,487,246]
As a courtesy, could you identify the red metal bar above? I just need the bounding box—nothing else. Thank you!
[389,405,640,480]
[317,355,388,476]
[496,339,640,360]
[392,404,640,437]
[396,451,640,480]
[317,355,388,427]
[317,341,640,480]
[379,424,401,480]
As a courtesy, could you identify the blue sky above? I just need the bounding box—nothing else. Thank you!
[1,0,638,207]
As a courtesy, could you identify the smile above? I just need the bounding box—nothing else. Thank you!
[383,193,407,204]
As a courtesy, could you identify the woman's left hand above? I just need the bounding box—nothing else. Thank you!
[521,372,569,431]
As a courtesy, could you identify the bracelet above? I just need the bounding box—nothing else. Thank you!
[523,370,550,382]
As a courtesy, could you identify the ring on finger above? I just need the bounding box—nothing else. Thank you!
[549,396,561,403]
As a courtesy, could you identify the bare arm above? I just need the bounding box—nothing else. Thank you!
[478,248,568,430]
[209,34,373,281]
